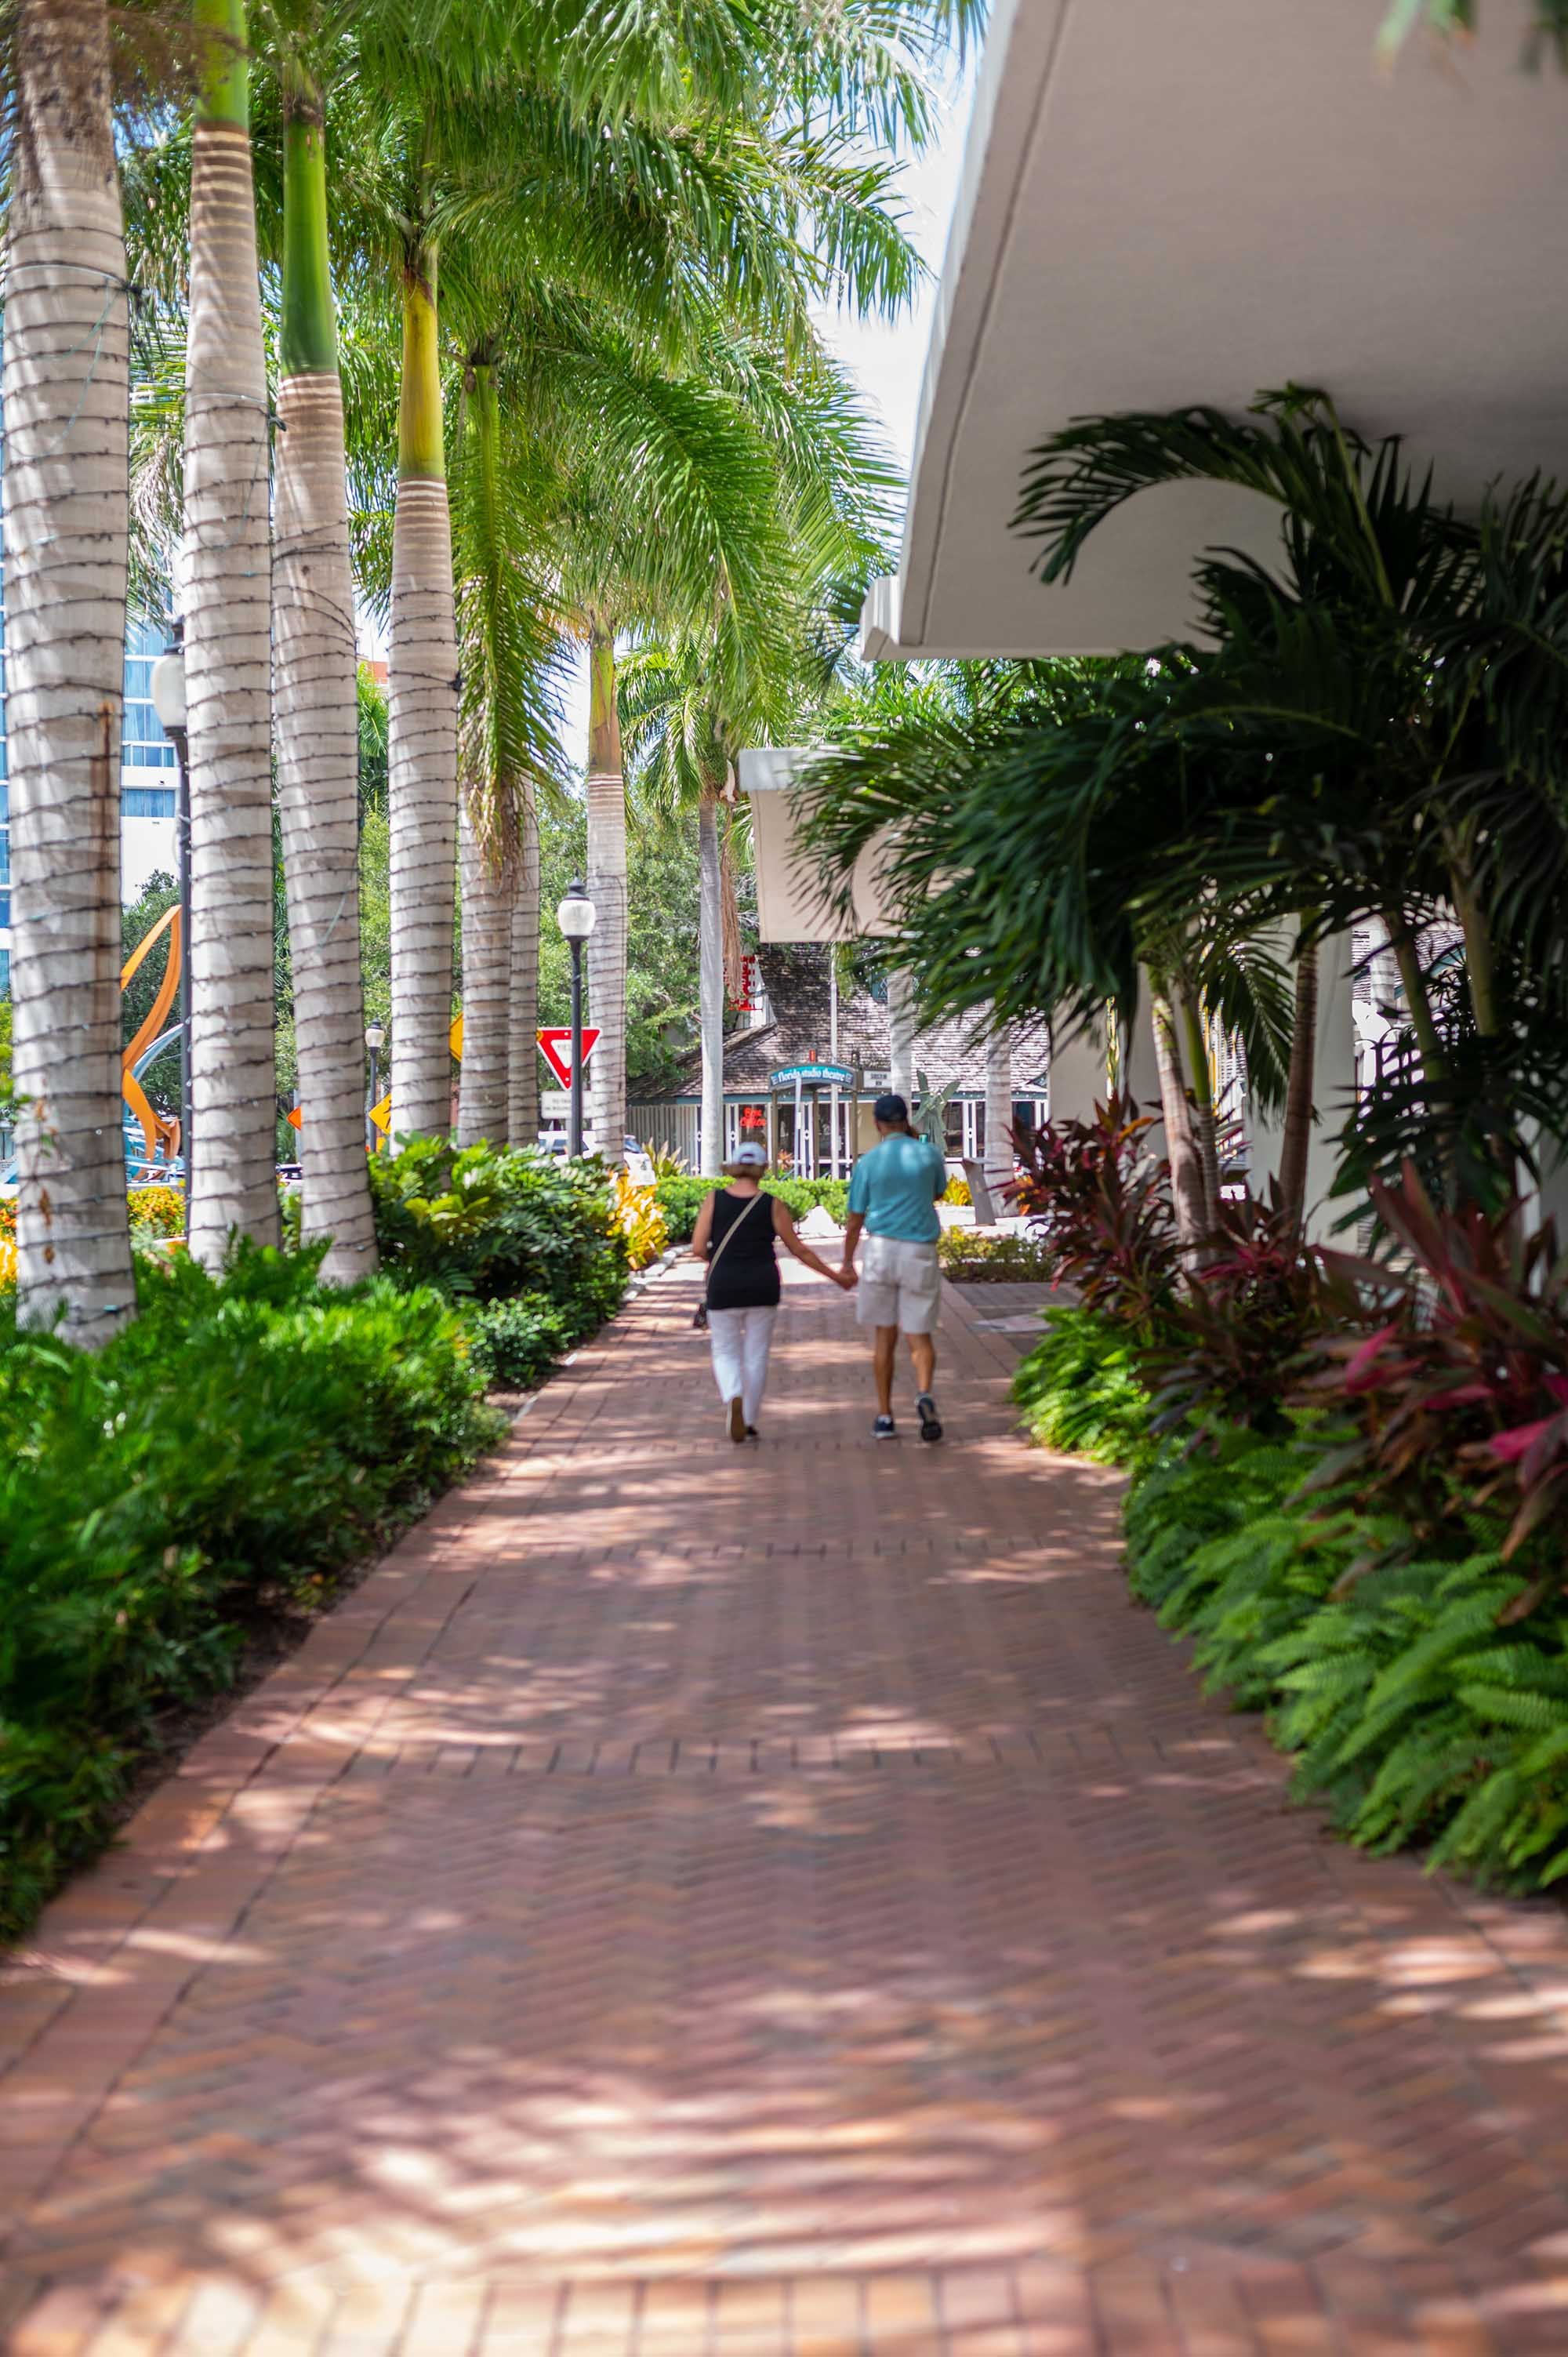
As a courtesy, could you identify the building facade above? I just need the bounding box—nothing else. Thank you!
[630,945,1051,1174]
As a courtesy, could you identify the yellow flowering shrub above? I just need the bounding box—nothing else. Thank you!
[612,1168,668,1270]
[127,1184,186,1240]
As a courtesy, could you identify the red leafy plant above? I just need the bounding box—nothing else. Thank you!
[1148,1188,1370,1437]
[1008,1097,1179,1338]
[1304,1164,1568,1577]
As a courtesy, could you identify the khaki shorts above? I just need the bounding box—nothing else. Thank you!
[856,1235,942,1335]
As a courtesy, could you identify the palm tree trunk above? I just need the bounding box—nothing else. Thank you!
[507,789,541,1147]
[274,61,377,1277]
[586,625,628,1162]
[1277,927,1319,1226]
[2,0,137,1343]
[388,233,459,1141]
[1384,911,1448,1088]
[1178,990,1223,1230]
[1148,975,1210,1265]
[982,1019,1011,1210]
[183,0,278,1267]
[699,788,724,1174]
[455,800,512,1146]
[1446,850,1516,1189]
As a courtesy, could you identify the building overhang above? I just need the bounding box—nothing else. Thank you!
[862,0,1568,662]
[739,747,895,941]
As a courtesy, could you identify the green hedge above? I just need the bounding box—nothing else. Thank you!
[655,1174,850,1241]
[940,1231,1055,1284]
[0,1244,503,1942]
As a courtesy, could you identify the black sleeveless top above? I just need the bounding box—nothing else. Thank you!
[705,1189,780,1312]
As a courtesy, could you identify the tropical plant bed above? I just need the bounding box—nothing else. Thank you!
[0,1246,504,1945]
[1007,1102,1568,1894]
[0,1145,638,1945]
[937,1230,1056,1283]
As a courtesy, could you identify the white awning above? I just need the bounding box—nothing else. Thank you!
[862,0,1568,660]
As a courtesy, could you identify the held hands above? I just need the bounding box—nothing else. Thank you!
[835,1261,858,1292]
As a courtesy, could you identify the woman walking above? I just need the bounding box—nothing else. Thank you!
[690,1142,854,1441]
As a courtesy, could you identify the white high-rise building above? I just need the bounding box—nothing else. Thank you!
[0,613,179,994]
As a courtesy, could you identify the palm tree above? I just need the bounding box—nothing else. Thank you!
[619,647,741,1173]
[584,618,630,1159]
[272,49,379,1277]
[183,0,281,1265]
[384,140,459,1142]
[798,661,1298,1259]
[2,0,138,1342]
[1014,387,1568,1202]
[543,343,802,1161]
[448,334,562,1147]
[361,35,927,1150]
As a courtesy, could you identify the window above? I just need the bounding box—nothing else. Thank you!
[123,628,177,770]
[723,1102,769,1160]
[122,786,176,819]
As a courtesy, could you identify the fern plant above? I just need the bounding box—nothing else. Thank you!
[1012,1307,1153,1467]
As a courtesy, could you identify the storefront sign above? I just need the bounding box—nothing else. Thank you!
[768,1062,853,1088]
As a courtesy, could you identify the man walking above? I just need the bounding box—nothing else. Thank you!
[840,1092,946,1441]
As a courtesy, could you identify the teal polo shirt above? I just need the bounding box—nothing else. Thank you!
[848,1132,945,1243]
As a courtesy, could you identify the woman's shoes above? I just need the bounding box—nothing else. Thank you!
[745,1425,760,1440]
[729,1396,747,1443]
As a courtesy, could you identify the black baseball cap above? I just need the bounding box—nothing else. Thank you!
[873,1093,908,1123]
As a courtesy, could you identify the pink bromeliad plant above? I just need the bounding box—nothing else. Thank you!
[1307,1164,1568,1581]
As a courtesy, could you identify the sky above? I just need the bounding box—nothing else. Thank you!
[547,68,979,764]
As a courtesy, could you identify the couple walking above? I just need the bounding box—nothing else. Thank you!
[688,1093,946,1444]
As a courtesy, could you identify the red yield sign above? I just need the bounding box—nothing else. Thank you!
[538,1027,599,1089]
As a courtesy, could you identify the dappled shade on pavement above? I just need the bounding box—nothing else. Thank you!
[5,1266,1568,2350]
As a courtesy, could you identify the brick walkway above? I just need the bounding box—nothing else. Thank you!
[6,1264,1568,2354]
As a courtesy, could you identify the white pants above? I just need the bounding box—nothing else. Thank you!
[708,1305,778,1427]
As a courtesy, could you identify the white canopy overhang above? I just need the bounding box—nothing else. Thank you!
[860,0,1568,662]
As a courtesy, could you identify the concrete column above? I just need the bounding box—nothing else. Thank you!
[1046,1015,1109,1130]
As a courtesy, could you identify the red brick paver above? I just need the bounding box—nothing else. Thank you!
[6,1262,1568,2352]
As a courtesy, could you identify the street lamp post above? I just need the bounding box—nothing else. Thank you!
[149,626,191,1232]
[365,1022,386,1153]
[555,881,597,1157]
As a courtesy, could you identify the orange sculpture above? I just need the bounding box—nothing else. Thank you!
[120,906,183,1166]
